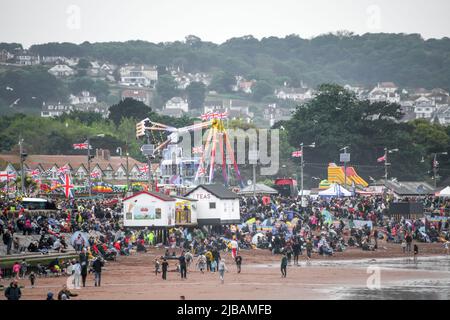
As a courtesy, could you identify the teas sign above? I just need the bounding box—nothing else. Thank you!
[193,193,211,200]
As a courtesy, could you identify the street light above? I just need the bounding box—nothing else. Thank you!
[116,145,130,193]
[339,146,350,187]
[87,134,105,198]
[299,142,315,197]
[383,147,399,186]
[18,137,27,195]
[433,151,448,188]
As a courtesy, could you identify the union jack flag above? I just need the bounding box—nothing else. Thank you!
[200,112,228,121]
[0,171,16,182]
[192,146,203,154]
[57,165,70,174]
[59,173,74,199]
[90,171,100,179]
[291,150,303,158]
[139,165,149,173]
[27,169,40,176]
[73,142,89,150]
[197,167,206,176]
[377,155,386,163]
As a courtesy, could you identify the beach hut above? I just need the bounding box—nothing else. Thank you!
[184,184,240,225]
[122,191,176,227]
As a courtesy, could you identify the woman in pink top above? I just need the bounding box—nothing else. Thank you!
[12,262,21,279]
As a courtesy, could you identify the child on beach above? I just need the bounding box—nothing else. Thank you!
[210,259,217,272]
[154,258,160,276]
[29,272,36,288]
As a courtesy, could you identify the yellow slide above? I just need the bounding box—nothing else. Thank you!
[327,164,368,188]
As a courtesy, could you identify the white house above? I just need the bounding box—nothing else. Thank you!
[275,88,313,101]
[69,91,97,105]
[122,191,176,227]
[119,65,158,87]
[41,102,73,117]
[184,184,240,225]
[414,96,436,119]
[48,64,75,77]
[165,97,189,113]
[372,82,398,94]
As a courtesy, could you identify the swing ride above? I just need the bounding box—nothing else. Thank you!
[136,112,244,188]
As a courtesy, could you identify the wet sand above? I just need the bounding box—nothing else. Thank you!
[4,241,450,300]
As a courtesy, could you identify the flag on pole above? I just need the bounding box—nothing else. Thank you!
[377,155,386,163]
[0,171,16,182]
[433,160,439,168]
[59,173,74,198]
[27,169,40,177]
[197,167,206,176]
[57,165,70,174]
[73,142,89,150]
[291,150,303,158]
[90,171,100,179]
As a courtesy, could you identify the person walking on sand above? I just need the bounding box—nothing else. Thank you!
[235,255,242,273]
[162,258,169,280]
[306,240,313,262]
[29,271,36,288]
[414,244,419,263]
[155,258,161,276]
[281,254,288,278]
[218,258,228,284]
[179,251,187,279]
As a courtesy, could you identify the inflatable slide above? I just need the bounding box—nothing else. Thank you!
[327,163,368,188]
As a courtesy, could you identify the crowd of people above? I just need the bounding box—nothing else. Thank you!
[1,192,450,299]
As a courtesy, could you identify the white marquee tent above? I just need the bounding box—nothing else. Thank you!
[438,186,450,197]
[318,183,352,197]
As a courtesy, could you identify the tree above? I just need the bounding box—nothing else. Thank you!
[108,98,151,126]
[156,75,179,104]
[252,81,274,101]
[77,58,92,69]
[185,82,206,109]
[58,111,103,126]
[209,72,235,93]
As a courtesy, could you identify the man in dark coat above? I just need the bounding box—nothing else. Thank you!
[4,280,22,300]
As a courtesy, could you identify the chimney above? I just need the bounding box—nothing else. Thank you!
[103,149,111,161]
[96,148,100,158]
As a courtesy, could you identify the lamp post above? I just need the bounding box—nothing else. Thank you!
[116,145,130,192]
[19,137,27,195]
[299,142,315,198]
[433,152,448,188]
[339,146,350,187]
[384,147,399,186]
[87,134,105,198]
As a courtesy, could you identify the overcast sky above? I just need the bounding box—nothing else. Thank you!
[2,0,450,47]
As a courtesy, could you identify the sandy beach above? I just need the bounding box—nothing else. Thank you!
[4,241,450,300]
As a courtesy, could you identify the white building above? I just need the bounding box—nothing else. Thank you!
[41,102,73,117]
[414,96,436,119]
[69,91,97,105]
[119,65,158,87]
[122,191,176,227]
[275,88,313,101]
[165,97,189,113]
[48,64,76,77]
[185,184,240,225]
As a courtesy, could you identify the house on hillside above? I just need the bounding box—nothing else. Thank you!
[165,97,188,113]
[0,49,14,62]
[69,91,97,105]
[275,87,313,102]
[121,89,152,106]
[40,102,73,117]
[414,96,436,119]
[48,64,76,77]
[119,65,158,87]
